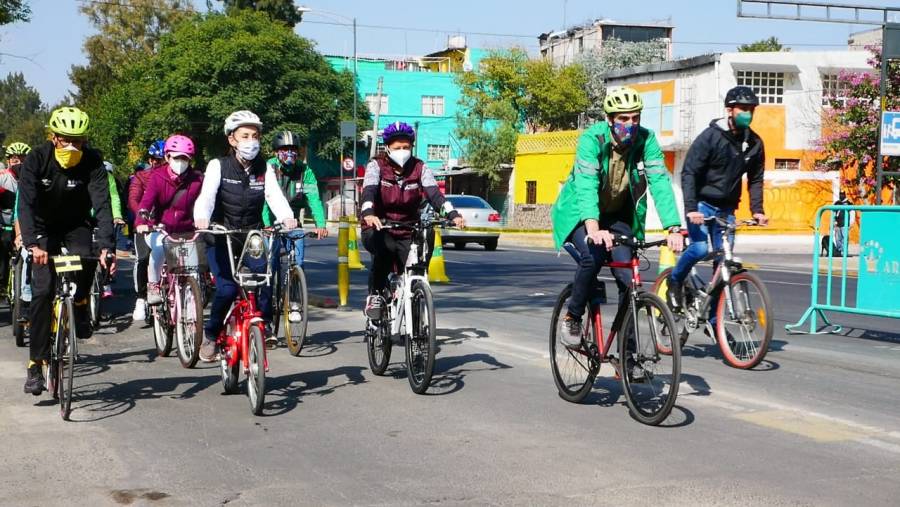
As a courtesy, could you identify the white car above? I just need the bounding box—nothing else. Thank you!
[440,195,501,251]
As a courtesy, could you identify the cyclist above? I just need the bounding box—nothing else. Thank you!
[1,143,29,297]
[666,86,768,319]
[359,121,465,320]
[128,140,165,322]
[550,87,684,348]
[262,131,327,317]
[135,135,203,305]
[17,106,116,395]
[100,161,126,298]
[193,110,297,360]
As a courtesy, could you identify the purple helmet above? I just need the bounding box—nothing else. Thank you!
[381,121,415,144]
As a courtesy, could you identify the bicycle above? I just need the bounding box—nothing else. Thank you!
[365,215,445,395]
[270,230,318,356]
[146,224,206,368]
[202,224,273,415]
[550,234,681,426]
[652,217,773,369]
[89,225,120,329]
[11,248,30,347]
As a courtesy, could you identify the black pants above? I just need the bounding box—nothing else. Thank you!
[362,229,412,295]
[134,233,150,298]
[0,228,13,295]
[566,220,634,319]
[29,227,96,362]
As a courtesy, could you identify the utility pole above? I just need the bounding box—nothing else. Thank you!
[369,77,384,160]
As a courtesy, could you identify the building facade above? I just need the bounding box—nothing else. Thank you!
[538,19,673,66]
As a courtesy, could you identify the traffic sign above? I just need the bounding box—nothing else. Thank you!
[881,111,900,157]
[342,157,354,172]
[340,120,356,139]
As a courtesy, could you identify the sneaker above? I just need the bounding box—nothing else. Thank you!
[73,301,92,339]
[288,303,302,323]
[199,338,218,363]
[102,285,114,299]
[24,363,46,396]
[365,295,384,321]
[559,313,584,349]
[132,298,147,322]
[146,283,162,305]
[265,325,278,349]
[666,278,683,311]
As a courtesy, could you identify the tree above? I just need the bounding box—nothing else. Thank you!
[818,46,900,204]
[70,0,195,104]
[523,58,589,132]
[738,36,787,52]
[0,0,29,25]
[580,38,669,115]
[0,72,47,148]
[220,0,304,26]
[89,11,366,171]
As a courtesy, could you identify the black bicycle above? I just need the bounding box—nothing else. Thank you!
[270,230,317,356]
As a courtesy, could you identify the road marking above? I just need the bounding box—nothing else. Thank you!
[734,410,864,442]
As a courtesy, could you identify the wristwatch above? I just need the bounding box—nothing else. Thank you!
[667,226,682,234]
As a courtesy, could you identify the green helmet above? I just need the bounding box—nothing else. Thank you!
[5,142,31,157]
[48,106,90,137]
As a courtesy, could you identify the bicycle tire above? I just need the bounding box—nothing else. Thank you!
[284,266,309,357]
[619,292,680,426]
[271,264,283,338]
[89,266,101,329]
[58,298,76,421]
[221,321,240,394]
[715,271,773,369]
[549,284,598,403]
[13,256,26,347]
[176,277,203,368]
[406,280,436,394]
[151,295,173,357]
[366,302,392,375]
[4,258,14,321]
[247,325,266,415]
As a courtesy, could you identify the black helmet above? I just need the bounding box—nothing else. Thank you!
[725,86,759,107]
[272,131,302,150]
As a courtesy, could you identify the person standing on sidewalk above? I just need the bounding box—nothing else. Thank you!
[832,192,851,256]
[666,86,769,318]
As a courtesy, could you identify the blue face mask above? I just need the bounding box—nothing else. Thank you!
[612,122,637,145]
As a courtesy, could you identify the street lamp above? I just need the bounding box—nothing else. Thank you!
[296,5,358,216]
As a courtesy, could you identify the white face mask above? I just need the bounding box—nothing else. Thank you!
[169,158,189,175]
[388,148,411,167]
[237,140,260,160]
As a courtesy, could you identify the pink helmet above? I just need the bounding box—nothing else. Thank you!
[164,134,195,158]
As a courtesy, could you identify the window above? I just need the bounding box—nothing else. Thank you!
[365,94,388,115]
[526,181,537,205]
[821,73,850,107]
[422,96,445,116]
[736,70,784,104]
[774,158,800,170]
[426,144,450,162]
[448,196,491,209]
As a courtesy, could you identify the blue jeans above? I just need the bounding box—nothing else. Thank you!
[669,201,735,324]
[204,240,273,340]
[566,221,634,319]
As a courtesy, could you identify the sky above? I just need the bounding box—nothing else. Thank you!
[1,0,898,106]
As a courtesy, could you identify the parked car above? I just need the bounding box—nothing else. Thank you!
[439,195,501,251]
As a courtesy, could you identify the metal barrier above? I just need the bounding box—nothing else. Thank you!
[786,205,900,334]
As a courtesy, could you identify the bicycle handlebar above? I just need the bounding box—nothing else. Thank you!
[381,218,453,230]
[702,216,761,228]
[587,234,667,250]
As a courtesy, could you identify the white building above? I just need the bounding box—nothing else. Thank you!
[538,19,673,66]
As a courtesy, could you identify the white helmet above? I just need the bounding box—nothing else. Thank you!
[223,110,262,135]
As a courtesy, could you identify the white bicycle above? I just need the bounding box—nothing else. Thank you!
[366,215,449,394]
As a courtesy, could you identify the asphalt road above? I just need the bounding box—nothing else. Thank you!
[1,238,899,506]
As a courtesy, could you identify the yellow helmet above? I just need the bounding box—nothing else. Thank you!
[603,87,644,115]
[5,142,31,157]
[48,107,90,137]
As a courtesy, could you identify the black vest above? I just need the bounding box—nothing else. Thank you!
[212,155,267,229]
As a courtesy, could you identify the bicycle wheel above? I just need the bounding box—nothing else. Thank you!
[271,263,283,339]
[220,321,240,394]
[57,298,76,421]
[406,280,436,394]
[650,268,687,355]
[89,266,101,329]
[4,258,14,321]
[176,277,203,368]
[12,256,26,347]
[715,271,773,369]
[549,284,598,403]
[619,292,680,426]
[366,299,392,375]
[283,266,309,356]
[151,294,173,357]
[247,325,266,415]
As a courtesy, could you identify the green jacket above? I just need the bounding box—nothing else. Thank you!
[262,158,326,228]
[107,172,123,221]
[550,122,680,249]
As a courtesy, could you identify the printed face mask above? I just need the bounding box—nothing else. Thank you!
[237,140,260,160]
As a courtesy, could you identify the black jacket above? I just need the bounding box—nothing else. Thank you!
[682,119,765,214]
[17,141,114,250]
[211,155,267,230]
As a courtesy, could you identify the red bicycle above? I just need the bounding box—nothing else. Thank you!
[202,224,273,415]
[550,234,681,426]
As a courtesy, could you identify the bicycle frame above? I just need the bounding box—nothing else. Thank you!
[586,256,643,361]
[380,219,438,338]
